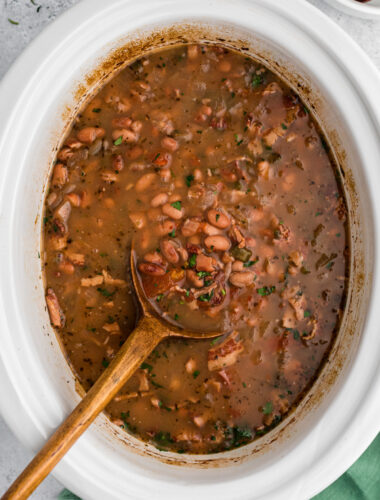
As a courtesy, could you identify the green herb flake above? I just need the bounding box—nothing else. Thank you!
[171,201,182,211]
[257,286,276,296]
[196,271,211,278]
[174,313,179,321]
[281,123,288,130]
[304,310,311,318]
[156,294,164,302]
[221,288,226,296]
[315,211,322,216]
[113,136,123,146]
[262,401,273,415]
[102,359,110,368]
[244,257,259,268]
[168,229,176,238]
[140,362,153,372]
[193,370,200,379]
[92,108,101,113]
[198,290,214,302]
[97,288,114,298]
[185,174,194,187]
[252,74,263,88]
[188,254,197,268]
[8,18,19,25]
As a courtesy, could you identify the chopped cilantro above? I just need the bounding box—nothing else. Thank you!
[156,294,164,302]
[281,123,288,130]
[304,310,311,318]
[262,401,273,415]
[174,313,179,321]
[193,370,200,379]
[92,108,101,113]
[168,229,176,238]
[196,271,211,278]
[113,136,123,146]
[140,362,153,372]
[198,290,214,302]
[188,254,197,268]
[257,286,276,296]
[185,174,194,187]
[102,359,110,368]
[221,288,226,296]
[252,74,263,88]
[97,288,114,297]
[171,201,182,211]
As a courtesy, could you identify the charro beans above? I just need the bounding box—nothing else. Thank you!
[44,43,348,456]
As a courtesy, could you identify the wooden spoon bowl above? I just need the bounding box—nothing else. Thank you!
[2,246,221,500]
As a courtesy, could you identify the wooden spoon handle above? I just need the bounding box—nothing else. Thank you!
[2,315,166,500]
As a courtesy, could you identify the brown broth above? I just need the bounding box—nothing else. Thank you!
[43,44,349,454]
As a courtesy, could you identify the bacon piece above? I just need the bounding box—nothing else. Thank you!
[102,322,120,334]
[81,275,104,287]
[46,288,65,328]
[208,331,244,371]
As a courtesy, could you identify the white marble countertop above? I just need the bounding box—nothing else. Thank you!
[0,1,379,498]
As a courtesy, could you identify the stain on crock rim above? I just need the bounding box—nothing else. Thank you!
[41,21,365,469]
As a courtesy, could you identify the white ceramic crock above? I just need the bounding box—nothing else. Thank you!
[0,1,380,499]
[324,0,380,19]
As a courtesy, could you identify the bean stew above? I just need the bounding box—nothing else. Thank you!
[43,44,349,454]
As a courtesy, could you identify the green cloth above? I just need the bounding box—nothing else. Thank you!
[58,434,380,500]
[313,433,380,500]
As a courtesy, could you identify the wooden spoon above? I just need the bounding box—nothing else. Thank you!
[2,248,221,500]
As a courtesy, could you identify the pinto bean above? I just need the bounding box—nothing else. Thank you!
[156,219,176,236]
[144,252,164,265]
[126,145,143,159]
[135,172,157,192]
[193,168,203,181]
[112,116,132,128]
[188,234,201,245]
[218,60,231,73]
[177,247,188,262]
[207,209,230,229]
[77,127,105,144]
[204,235,231,251]
[58,260,75,275]
[151,193,168,208]
[186,269,204,288]
[160,239,179,264]
[138,262,166,276]
[52,163,68,188]
[162,202,184,220]
[229,271,255,287]
[112,154,124,172]
[112,128,138,143]
[159,169,171,182]
[161,137,179,152]
[200,222,222,236]
[231,261,244,271]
